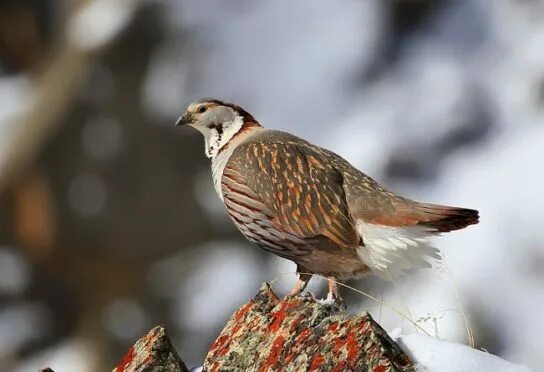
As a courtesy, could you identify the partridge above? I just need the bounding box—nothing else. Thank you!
[176,98,479,302]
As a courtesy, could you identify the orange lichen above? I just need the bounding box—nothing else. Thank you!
[267,335,286,366]
[115,346,135,372]
[268,301,288,332]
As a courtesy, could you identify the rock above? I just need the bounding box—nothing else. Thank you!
[113,326,188,372]
[114,283,414,371]
[204,283,414,371]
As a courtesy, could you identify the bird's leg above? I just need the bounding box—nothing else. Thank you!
[327,278,346,309]
[288,271,312,297]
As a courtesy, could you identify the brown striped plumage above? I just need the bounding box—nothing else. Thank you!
[177,99,479,303]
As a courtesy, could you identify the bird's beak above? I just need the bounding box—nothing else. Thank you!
[175,113,193,126]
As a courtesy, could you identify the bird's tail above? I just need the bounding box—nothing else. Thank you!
[415,203,479,232]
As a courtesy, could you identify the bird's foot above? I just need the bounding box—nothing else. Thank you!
[317,292,346,310]
[298,291,316,300]
[286,274,311,298]
[324,278,347,310]
[285,289,315,299]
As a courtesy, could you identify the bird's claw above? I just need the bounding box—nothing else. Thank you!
[285,291,315,301]
[318,293,346,310]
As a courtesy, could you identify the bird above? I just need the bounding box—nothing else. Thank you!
[176,98,479,304]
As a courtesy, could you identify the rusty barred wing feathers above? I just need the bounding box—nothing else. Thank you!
[222,138,360,255]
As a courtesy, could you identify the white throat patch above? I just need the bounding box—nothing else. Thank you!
[205,115,244,159]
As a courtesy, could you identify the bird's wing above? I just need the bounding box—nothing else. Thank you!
[222,140,360,249]
[326,150,479,232]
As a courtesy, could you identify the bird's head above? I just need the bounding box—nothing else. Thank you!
[176,98,261,158]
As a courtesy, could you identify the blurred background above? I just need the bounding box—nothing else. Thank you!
[0,0,542,370]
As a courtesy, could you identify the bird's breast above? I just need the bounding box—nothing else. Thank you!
[210,127,265,201]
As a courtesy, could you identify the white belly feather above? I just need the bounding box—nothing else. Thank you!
[356,221,441,279]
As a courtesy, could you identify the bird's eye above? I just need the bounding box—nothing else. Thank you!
[198,106,207,114]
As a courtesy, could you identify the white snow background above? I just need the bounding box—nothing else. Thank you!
[0,0,542,370]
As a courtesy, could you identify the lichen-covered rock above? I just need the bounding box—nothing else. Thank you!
[113,326,188,372]
[204,283,414,372]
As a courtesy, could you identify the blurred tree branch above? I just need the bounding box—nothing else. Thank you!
[0,0,142,196]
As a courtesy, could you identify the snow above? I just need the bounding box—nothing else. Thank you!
[0,303,50,359]
[392,331,532,372]
[68,0,138,51]
[150,242,265,367]
[176,244,261,332]
[15,339,96,372]
[145,0,380,141]
[0,247,30,295]
[103,297,149,341]
[0,76,32,178]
